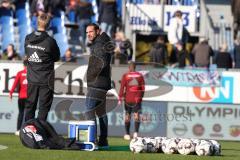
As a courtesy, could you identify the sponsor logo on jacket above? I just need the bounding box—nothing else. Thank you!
[28,52,42,63]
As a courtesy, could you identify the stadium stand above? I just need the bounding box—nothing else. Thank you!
[50,10,69,57]
[15,1,31,56]
[0,0,235,60]
[0,5,14,52]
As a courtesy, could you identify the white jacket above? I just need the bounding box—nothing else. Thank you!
[167,17,183,45]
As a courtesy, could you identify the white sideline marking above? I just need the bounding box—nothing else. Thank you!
[0,145,8,150]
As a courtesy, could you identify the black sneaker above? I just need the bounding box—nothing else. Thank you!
[98,138,109,150]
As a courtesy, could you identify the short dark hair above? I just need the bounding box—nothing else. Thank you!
[129,61,136,69]
[175,10,182,17]
[8,43,14,49]
[87,23,100,31]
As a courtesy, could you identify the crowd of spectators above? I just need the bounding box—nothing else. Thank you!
[0,0,239,70]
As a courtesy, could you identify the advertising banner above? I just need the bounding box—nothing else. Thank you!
[127,4,197,33]
[189,71,240,104]
[167,102,240,141]
[0,96,167,137]
[164,5,197,33]
[127,3,163,32]
[0,96,18,133]
[1,62,240,104]
[145,67,221,87]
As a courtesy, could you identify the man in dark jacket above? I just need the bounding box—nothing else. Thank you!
[149,36,168,67]
[24,13,60,121]
[234,38,240,68]
[231,0,240,39]
[98,0,117,37]
[85,23,113,149]
[191,38,214,68]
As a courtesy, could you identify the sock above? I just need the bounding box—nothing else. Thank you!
[134,121,140,133]
[125,121,130,135]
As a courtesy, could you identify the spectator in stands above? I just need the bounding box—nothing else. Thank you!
[114,31,133,64]
[215,43,233,69]
[98,0,118,37]
[48,0,66,16]
[66,0,77,23]
[118,62,145,140]
[167,10,189,46]
[1,44,21,60]
[233,37,240,68]
[231,0,240,39]
[0,0,13,9]
[30,0,50,29]
[167,10,189,65]
[75,0,94,52]
[191,37,214,68]
[30,0,50,16]
[9,59,28,136]
[148,35,168,67]
[174,42,193,68]
[0,0,14,22]
[61,48,76,62]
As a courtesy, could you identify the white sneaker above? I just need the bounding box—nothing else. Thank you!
[15,131,20,136]
[123,134,131,140]
[133,132,138,138]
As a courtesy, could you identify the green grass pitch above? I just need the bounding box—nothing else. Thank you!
[0,134,240,160]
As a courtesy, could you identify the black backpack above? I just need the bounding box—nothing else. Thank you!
[19,119,77,150]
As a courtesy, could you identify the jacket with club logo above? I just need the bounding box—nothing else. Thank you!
[24,31,60,89]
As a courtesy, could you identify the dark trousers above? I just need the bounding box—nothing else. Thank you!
[85,87,108,140]
[17,98,26,130]
[25,84,53,121]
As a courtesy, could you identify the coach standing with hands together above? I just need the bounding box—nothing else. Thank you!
[24,13,60,121]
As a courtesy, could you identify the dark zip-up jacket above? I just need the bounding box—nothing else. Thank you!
[87,32,113,90]
[25,31,60,89]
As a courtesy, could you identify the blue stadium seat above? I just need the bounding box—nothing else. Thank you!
[0,8,14,51]
[15,2,30,25]
[50,17,63,34]
[18,25,31,41]
[1,26,14,50]
[53,33,69,57]
[50,11,66,34]
[129,0,144,4]
[31,16,37,30]
[68,10,76,23]
[50,10,69,56]
[15,2,31,55]
[116,0,122,17]
[172,0,181,5]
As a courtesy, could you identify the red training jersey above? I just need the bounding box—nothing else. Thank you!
[9,67,27,99]
[119,71,145,103]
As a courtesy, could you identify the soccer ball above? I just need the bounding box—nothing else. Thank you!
[177,139,195,155]
[154,137,166,152]
[195,140,214,156]
[209,140,221,156]
[191,138,201,147]
[129,137,145,153]
[174,137,182,144]
[142,137,158,153]
[162,138,178,154]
